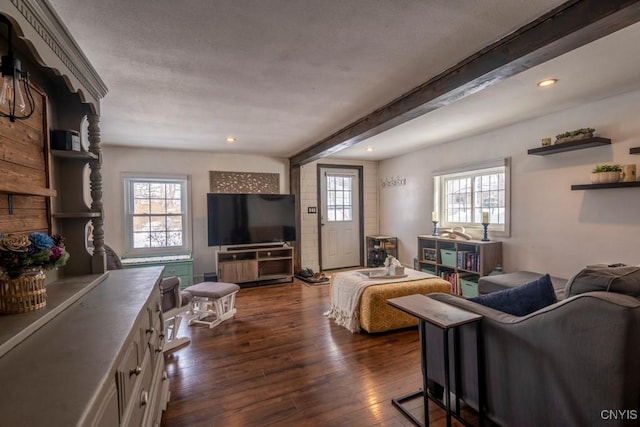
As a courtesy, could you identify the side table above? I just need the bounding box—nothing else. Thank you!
[387,294,484,427]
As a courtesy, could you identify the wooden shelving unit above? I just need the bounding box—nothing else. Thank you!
[217,246,293,286]
[417,235,502,296]
[366,235,397,267]
[571,181,640,190]
[51,146,100,276]
[527,137,611,155]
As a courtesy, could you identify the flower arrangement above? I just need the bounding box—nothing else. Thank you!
[384,255,398,267]
[0,233,69,279]
[383,255,404,276]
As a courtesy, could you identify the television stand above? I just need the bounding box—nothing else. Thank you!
[217,246,293,286]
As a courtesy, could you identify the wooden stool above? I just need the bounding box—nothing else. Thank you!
[184,282,240,329]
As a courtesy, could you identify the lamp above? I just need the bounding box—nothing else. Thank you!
[0,15,34,122]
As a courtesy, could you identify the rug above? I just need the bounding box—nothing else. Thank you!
[295,274,330,285]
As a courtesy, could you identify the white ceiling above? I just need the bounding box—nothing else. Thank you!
[45,0,636,161]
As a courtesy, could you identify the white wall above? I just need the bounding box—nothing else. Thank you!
[299,158,379,272]
[379,88,640,279]
[101,146,289,280]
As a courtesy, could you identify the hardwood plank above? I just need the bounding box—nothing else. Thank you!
[0,194,47,209]
[289,0,640,165]
[161,280,491,426]
[0,211,49,233]
[0,131,46,166]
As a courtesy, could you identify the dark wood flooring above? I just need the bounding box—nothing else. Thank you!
[161,279,479,427]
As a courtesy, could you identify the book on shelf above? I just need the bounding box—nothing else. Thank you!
[439,271,460,295]
[457,250,479,272]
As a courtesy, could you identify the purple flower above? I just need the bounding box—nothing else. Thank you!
[50,246,62,260]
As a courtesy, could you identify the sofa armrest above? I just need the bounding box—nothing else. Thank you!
[425,291,640,426]
[430,291,640,323]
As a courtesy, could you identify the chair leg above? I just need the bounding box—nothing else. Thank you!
[187,292,238,329]
[163,307,191,353]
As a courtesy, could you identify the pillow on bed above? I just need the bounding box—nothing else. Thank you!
[468,273,557,316]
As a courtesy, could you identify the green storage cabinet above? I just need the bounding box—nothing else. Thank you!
[122,257,194,288]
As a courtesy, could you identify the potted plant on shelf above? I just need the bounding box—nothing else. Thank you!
[555,127,595,144]
[591,164,622,184]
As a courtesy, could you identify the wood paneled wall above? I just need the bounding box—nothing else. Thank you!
[0,86,50,234]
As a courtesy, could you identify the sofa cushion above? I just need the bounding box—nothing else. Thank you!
[564,265,640,298]
[468,273,557,316]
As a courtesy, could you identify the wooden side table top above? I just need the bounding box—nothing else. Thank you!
[387,294,482,329]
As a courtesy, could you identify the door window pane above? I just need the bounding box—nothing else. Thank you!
[326,174,353,222]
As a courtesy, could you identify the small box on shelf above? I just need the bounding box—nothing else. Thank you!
[460,275,480,298]
[440,249,457,268]
[51,130,81,151]
[420,264,436,275]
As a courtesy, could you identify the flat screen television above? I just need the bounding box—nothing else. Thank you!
[207,193,296,246]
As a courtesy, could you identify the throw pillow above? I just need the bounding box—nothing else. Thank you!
[469,273,557,316]
[564,265,640,298]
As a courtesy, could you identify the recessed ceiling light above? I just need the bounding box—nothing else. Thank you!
[225,137,236,143]
[365,146,374,152]
[537,78,558,88]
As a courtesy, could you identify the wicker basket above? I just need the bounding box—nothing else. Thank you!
[0,268,47,314]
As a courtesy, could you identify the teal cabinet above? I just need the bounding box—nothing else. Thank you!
[122,257,194,288]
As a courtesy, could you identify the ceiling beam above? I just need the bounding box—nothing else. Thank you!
[289,0,640,166]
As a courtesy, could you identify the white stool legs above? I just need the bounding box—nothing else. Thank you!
[188,291,238,329]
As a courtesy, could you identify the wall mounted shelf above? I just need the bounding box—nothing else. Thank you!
[51,150,98,160]
[0,183,57,197]
[53,212,101,218]
[527,137,611,155]
[630,147,640,155]
[571,181,640,190]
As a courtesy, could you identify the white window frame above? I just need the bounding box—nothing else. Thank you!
[433,158,510,236]
[123,174,192,256]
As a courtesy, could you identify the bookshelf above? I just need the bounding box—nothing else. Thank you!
[417,235,502,295]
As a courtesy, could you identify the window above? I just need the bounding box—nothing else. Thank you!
[433,158,510,235]
[326,173,353,222]
[124,175,191,255]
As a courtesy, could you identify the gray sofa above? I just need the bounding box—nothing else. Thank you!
[425,268,640,426]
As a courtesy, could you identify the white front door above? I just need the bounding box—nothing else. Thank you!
[319,167,361,270]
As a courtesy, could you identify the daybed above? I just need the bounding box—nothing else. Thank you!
[327,268,451,333]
